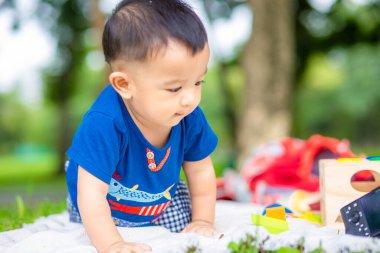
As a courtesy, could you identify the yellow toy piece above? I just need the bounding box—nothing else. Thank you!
[265,206,286,221]
[251,213,289,234]
[295,212,322,225]
[336,157,362,162]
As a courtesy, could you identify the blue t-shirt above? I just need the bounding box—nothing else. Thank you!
[66,85,218,226]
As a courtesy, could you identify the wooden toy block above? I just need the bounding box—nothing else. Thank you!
[265,206,286,221]
[319,158,380,229]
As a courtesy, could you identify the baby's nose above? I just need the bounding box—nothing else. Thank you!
[180,91,195,107]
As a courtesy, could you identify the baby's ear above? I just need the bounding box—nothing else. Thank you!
[109,72,133,99]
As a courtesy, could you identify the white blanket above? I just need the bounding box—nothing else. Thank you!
[1,201,379,253]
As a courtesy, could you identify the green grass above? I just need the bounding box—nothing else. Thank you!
[0,165,67,232]
[0,197,67,232]
[226,234,377,253]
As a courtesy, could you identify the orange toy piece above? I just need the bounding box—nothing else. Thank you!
[265,206,287,221]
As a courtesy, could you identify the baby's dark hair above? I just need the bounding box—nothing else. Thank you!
[102,0,208,64]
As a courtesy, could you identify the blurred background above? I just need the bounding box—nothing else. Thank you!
[0,0,380,230]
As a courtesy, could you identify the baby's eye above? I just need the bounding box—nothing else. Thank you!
[167,87,182,92]
[195,80,204,86]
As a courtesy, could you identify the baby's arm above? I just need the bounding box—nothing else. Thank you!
[77,167,151,253]
[182,156,217,236]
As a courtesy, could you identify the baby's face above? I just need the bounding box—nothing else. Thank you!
[123,41,210,129]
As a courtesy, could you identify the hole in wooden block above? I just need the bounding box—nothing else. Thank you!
[350,170,380,192]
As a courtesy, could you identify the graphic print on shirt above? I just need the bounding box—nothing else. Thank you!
[107,177,174,218]
[109,199,171,217]
[108,178,174,202]
[146,147,171,172]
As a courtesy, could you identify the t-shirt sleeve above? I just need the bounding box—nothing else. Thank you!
[183,107,218,162]
[66,111,123,184]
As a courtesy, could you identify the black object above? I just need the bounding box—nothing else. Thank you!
[340,187,380,237]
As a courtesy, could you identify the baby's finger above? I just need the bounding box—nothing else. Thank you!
[181,225,193,233]
[207,228,218,237]
[130,243,152,252]
[136,243,152,251]
[198,227,217,237]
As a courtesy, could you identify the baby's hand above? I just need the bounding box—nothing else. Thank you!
[181,220,217,237]
[105,241,152,253]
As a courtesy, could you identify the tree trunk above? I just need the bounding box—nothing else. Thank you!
[237,0,295,167]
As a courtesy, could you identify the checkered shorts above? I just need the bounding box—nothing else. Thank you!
[154,180,192,232]
[67,180,192,233]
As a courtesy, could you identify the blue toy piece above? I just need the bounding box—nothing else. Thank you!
[367,156,380,161]
[261,203,293,216]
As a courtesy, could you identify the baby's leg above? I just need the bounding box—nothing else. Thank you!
[154,180,192,232]
[65,160,84,224]
[67,194,83,223]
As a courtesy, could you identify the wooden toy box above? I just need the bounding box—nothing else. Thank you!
[319,158,380,229]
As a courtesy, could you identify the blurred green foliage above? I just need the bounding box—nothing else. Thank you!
[294,44,380,147]
[0,152,58,183]
[0,93,58,153]
[201,65,245,174]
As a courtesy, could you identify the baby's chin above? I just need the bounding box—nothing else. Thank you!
[169,115,186,126]
[174,112,184,116]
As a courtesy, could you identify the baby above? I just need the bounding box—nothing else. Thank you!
[65,0,218,252]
